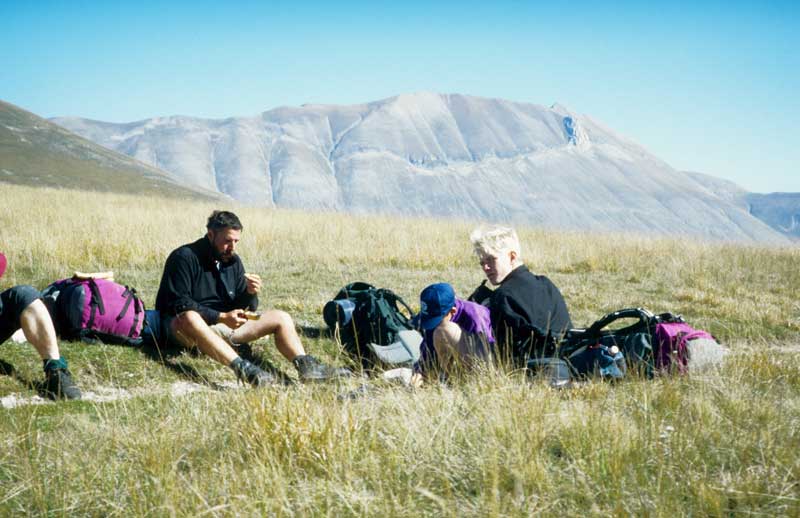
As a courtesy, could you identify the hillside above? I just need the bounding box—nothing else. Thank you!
[0,100,223,200]
[53,92,790,244]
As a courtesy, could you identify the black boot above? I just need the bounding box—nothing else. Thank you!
[231,358,277,388]
[293,355,352,382]
[43,359,82,400]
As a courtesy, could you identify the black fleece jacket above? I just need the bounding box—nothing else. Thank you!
[155,237,258,324]
[490,265,572,360]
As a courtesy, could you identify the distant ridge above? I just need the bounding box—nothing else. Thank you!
[745,193,800,240]
[0,100,223,201]
[52,93,791,244]
[687,172,799,241]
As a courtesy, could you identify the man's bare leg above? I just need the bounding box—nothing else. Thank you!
[231,309,350,381]
[170,310,280,387]
[19,299,59,360]
[18,297,81,400]
[230,310,306,361]
[433,320,465,376]
[171,311,239,366]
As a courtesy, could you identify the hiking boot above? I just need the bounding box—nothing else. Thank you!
[293,355,352,382]
[43,368,82,400]
[231,358,277,388]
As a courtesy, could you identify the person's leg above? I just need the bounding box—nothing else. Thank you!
[433,321,464,375]
[169,311,239,366]
[230,309,305,361]
[230,309,351,381]
[20,299,59,360]
[167,311,278,387]
[0,286,81,400]
[433,321,489,377]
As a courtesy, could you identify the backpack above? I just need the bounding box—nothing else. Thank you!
[653,320,726,374]
[559,307,725,378]
[323,282,420,370]
[42,278,145,346]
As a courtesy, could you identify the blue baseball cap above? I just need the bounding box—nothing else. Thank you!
[418,283,456,331]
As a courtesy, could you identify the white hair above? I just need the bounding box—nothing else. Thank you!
[469,225,522,259]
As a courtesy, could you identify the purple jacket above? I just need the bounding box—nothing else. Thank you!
[415,298,495,373]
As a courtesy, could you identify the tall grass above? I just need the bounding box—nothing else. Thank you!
[0,183,799,516]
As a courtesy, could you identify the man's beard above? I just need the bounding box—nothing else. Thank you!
[211,246,235,263]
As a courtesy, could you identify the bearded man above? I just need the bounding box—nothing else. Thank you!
[155,210,350,386]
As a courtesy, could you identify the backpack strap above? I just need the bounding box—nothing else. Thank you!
[379,289,413,321]
[117,287,135,322]
[128,294,143,338]
[585,307,654,337]
[85,279,106,330]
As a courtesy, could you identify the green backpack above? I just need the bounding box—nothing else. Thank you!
[323,282,417,370]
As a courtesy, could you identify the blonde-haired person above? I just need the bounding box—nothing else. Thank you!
[469,225,572,366]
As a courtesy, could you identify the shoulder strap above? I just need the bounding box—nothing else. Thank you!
[377,289,413,324]
[85,279,106,330]
[585,307,654,337]
[128,293,144,338]
[116,287,135,321]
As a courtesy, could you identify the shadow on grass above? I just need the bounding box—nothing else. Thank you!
[298,325,332,339]
[0,358,58,400]
[139,341,295,387]
[235,343,295,386]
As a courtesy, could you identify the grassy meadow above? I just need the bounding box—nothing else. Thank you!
[0,182,799,516]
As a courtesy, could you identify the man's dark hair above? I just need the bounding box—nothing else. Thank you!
[206,210,243,232]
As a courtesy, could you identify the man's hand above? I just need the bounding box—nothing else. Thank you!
[219,310,247,329]
[244,273,262,295]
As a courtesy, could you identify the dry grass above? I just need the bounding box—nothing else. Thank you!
[0,183,799,516]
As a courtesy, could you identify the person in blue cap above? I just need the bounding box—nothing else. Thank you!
[413,282,495,379]
[0,252,81,400]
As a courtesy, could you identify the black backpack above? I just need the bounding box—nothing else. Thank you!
[558,307,680,379]
[323,282,416,370]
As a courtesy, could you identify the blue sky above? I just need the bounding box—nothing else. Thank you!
[2,0,798,192]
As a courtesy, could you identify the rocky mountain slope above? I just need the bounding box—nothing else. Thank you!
[52,93,789,243]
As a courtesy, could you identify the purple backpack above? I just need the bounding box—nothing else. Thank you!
[42,278,145,346]
[654,321,724,374]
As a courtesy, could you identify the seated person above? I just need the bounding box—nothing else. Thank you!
[469,226,572,365]
[0,252,81,400]
[154,211,350,387]
[413,283,495,380]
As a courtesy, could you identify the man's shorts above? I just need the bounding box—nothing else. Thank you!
[145,310,235,348]
[0,285,41,344]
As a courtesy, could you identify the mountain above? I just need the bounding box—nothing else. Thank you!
[0,100,223,200]
[51,93,790,244]
[686,172,799,241]
[743,193,800,240]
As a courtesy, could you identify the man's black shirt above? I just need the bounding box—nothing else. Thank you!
[489,265,572,361]
[155,237,258,324]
